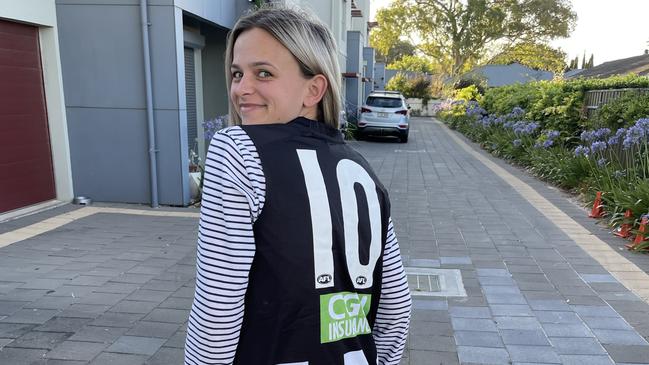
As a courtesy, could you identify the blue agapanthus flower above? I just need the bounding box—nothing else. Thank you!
[607,128,626,145]
[543,139,554,148]
[510,106,525,117]
[623,123,647,149]
[593,128,611,140]
[513,139,522,147]
[525,122,539,134]
[547,130,560,139]
[574,145,590,157]
[597,158,607,167]
[580,130,595,142]
[590,141,607,153]
[636,118,649,130]
[466,102,487,117]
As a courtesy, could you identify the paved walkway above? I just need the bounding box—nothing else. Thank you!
[0,117,648,364]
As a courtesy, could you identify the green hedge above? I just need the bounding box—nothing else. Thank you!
[597,93,649,130]
[481,74,649,136]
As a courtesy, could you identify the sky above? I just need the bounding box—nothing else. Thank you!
[369,0,649,66]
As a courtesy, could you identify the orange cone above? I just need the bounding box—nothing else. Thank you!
[614,210,633,238]
[589,192,604,218]
[626,216,648,250]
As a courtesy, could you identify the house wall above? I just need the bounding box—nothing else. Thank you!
[363,47,374,100]
[345,31,363,111]
[374,62,386,90]
[57,1,183,204]
[200,26,229,123]
[175,0,249,29]
[56,0,245,206]
[0,0,74,205]
[350,0,369,37]
[286,0,350,101]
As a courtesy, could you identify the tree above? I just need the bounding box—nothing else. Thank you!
[570,56,579,69]
[587,54,594,68]
[373,39,416,64]
[371,0,576,77]
[385,72,432,102]
[387,54,438,73]
[369,5,412,64]
[489,42,567,73]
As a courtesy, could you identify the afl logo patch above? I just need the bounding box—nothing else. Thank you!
[355,276,367,285]
[317,274,332,284]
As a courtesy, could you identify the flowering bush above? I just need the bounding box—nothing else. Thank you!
[439,99,649,250]
[203,115,229,143]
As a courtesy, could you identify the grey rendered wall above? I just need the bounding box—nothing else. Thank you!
[374,62,386,90]
[385,69,399,86]
[201,25,229,122]
[175,0,250,29]
[345,31,362,110]
[56,1,187,205]
[363,47,374,100]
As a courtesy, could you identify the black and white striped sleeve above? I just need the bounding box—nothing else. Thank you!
[184,127,265,365]
[373,218,411,365]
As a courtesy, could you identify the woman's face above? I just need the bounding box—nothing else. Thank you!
[230,28,320,125]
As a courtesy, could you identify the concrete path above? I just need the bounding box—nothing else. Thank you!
[352,118,649,365]
[0,117,648,364]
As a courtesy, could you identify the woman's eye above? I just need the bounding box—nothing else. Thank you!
[258,70,272,78]
[232,71,243,79]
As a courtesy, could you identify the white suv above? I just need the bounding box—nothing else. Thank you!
[357,91,410,143]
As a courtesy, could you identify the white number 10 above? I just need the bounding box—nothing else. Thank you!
[296,150,382,290]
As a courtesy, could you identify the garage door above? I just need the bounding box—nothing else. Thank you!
[0,20,55,214]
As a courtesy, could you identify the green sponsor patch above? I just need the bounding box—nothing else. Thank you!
[320,292,371,343]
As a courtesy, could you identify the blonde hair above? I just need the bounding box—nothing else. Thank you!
[225,4,342,128]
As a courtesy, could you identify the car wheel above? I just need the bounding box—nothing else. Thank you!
[399,134,408,143]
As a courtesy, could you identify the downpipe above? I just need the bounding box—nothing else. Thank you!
[140,0,159,208]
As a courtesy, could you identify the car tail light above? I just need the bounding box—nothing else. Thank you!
[398,124,408,128]
[395,110,408,115]
[360,107,372,113]
[358,121,367,126]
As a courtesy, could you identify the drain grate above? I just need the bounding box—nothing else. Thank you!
[408,273,441,293]
[404,267,467,297]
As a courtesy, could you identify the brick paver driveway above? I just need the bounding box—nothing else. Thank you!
[1,117,649,364]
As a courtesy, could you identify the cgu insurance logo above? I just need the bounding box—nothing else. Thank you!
[320,292,371,343]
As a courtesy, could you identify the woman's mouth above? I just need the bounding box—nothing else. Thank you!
[239,103,264,113]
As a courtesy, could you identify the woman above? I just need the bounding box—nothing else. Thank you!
[184,5,411,365]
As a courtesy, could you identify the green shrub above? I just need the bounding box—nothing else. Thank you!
[526,81,585,136]
[454,85,482,102]
[453,76,486,94]
[386,72,432,102]
[482,83,541,115]
[480,75,649,137]
[527,147,591,190]
[597,93,649,130]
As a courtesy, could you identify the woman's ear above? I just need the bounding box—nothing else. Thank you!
[303,74,328,108]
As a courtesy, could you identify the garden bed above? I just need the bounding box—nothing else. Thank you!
[436,74,649,252]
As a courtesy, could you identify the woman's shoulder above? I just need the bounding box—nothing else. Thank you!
[212,126,257,153]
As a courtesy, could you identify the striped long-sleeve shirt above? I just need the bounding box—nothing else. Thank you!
[185,126,411,365]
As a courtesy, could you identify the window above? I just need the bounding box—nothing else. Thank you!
[366,97,402,108]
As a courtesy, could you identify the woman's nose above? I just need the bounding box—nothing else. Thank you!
[233,74,254,96]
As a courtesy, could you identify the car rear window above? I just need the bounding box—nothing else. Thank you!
[366,96,402,108]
